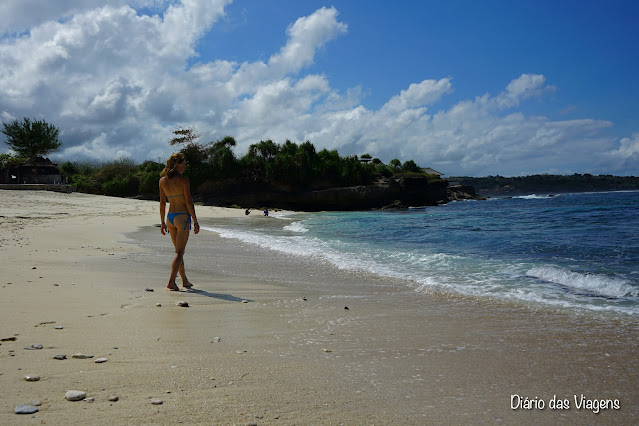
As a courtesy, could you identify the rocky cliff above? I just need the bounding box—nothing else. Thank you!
[197,176,482,211]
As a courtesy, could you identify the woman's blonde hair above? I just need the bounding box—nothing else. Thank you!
[161,153,186,178]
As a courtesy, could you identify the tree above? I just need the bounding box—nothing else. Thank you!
[1,118,61,159]
[168,126,207,165]
[169,127,200,146]
[207,135,236,158]
[248,139,279,162]
[402,160,421,173]
[207,136,238,179]
[389,159,402,171]
[59,161,78,184]
[0,153,17,169]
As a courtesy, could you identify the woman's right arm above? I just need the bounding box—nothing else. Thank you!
[159,179,167,235]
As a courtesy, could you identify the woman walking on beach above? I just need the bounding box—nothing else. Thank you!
[159,153,200,291]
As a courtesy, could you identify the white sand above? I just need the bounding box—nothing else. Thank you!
[1,189,637,424]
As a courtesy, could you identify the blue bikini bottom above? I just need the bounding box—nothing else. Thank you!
[167,212,191,230]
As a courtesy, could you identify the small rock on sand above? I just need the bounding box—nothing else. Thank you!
[94,357,108,363]
[72,353,88,359]
[14,404,38,414]
[156,303,162,307]
[65,390,87,401]
[145,288,154,292]
[108,396,119,402]
[175,301,189,307]
[150,398,163,405]
[29,400,42,407]
[53,354,67,360]
[28,343,43,350]
[54,325,63,329]
[24,375,40,381]
[85,397,95,403]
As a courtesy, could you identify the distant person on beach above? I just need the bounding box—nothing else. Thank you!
[263,208,269,217]
[245,208,251,216]
[159,153,200,291]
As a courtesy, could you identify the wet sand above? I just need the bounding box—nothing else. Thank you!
[1,189,637,425]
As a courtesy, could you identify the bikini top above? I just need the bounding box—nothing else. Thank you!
[166,194,184,202]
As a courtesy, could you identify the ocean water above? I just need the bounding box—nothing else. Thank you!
[201,191,639,316]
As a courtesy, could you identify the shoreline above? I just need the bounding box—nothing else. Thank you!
[1,190,638,424]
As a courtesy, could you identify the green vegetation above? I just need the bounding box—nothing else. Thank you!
[1,118,61,159]
[0,153,21,169]
[59,158,164,196]
[60,138,435,198]
[450,174,639,194]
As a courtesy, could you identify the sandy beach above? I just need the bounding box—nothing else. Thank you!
[1,189,638,425]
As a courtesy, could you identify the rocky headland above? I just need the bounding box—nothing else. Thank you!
[197,175,482,211]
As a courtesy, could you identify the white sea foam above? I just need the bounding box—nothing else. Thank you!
[209,222,483,295]
[283,221,308,233]
[202,226,322,258]
[526,266,639,298]
[271,211,296,220]
[200,225,639,315]
[203,225,428,282]
[499,287,639,314]
[514,194,552,199]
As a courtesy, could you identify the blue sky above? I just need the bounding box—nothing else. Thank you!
[201,1,638,126]
[1,0,638,176]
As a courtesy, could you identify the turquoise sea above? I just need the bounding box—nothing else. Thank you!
[202,191,639,316]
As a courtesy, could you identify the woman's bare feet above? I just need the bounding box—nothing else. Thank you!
[167,283,180,291]
[182,280,194,289]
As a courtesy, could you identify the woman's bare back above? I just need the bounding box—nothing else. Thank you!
[160,175,189,212]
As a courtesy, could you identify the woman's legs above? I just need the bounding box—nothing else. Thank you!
[167,217,191,290]
[178,261,193,288]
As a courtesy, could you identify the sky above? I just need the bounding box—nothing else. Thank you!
[1,0,638,177]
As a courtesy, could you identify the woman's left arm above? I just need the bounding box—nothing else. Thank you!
[183,177,199,234]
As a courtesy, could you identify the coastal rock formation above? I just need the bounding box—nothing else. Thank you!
[447,185,485,202]
[199,176,481,211]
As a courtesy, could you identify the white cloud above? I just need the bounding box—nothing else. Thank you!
[0,0,171,35]
[495,73,554,109]
[611,133,639,158]
[0,2,637,176]
[269,6,347,73]
[598,133,639,174]
[296,76,615,176]
[382,78,452,113]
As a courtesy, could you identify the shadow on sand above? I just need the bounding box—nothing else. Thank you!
[187,288,252,303]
